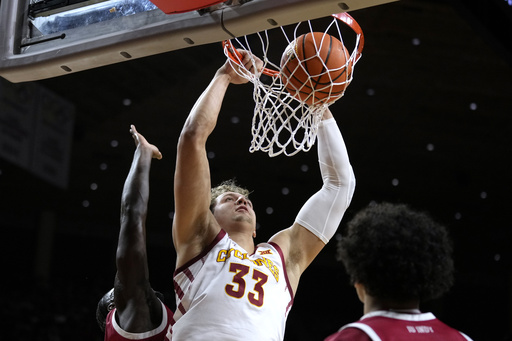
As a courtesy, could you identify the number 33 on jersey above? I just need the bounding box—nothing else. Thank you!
[171,230,294,341]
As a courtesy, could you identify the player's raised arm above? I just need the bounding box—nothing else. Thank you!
[114,125,163,332]
[269,109,356,291]
[173,51,261,268]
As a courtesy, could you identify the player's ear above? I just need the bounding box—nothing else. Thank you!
[252,230,256,238]
[354,282,365,303]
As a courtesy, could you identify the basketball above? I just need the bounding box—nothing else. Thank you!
[280,32,352,105]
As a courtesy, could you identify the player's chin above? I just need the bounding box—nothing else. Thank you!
[234,214,254,225]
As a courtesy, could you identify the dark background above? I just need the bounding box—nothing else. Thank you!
[1,0,511,340]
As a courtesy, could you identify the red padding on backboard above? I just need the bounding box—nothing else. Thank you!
[150,0,227,14]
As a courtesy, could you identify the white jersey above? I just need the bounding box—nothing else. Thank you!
[170,229,294,341]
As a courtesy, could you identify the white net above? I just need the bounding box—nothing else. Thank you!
[223,13,364,157]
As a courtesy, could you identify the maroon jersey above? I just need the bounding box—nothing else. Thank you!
[325,311,473,341]
[104,301,173,341]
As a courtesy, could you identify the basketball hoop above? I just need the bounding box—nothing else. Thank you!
[223,12,364,157]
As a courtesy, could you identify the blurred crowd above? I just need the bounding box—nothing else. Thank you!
[3,275,105,341]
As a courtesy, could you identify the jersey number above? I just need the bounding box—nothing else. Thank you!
[225,263,268,307]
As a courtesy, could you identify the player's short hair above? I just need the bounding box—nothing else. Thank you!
[210,179,251,212]
[96,288,115,333]
[337,202,454,303]
[96,287,165,333]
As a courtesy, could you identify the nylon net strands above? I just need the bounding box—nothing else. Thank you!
[223,13,364,157]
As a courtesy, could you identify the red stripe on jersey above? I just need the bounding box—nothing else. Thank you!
[268,241,294,313]
[184,267,194,281]
[178,302,186,315]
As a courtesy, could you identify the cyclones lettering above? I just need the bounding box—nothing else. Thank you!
[217,248,279,282]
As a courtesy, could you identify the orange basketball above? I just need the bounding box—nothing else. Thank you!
[280,32,352,106]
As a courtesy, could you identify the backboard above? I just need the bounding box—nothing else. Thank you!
[0,0,397,83]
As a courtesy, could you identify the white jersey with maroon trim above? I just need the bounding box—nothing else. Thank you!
[169,229,294,341]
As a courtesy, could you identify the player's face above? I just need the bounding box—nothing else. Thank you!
[213,192,256,229]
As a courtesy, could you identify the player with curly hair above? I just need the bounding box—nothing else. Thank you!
[325,202,473,341]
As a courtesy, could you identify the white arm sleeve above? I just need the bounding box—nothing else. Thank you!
[295,117,356,244]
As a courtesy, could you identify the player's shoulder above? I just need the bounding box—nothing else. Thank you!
[325,324,373,341]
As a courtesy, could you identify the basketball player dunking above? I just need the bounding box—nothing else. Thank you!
[169,50,356,341]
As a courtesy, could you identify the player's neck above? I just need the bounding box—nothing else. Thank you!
[364,297,420,315]
[227,230,256,254]
[356,284,420,315]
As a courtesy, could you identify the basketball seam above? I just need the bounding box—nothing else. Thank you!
[281,32,351,105]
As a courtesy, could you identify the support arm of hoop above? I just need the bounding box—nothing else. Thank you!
[295,118,355,243]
